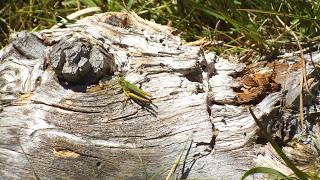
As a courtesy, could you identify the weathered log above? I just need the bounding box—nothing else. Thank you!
[0,12,319,179]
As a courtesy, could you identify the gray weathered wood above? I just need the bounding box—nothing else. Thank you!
[0,12,319,179]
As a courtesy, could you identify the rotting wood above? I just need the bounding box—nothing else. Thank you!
[0,12,320,179]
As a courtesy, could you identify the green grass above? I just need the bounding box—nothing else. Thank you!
[246,107,310,180]
[0,0,110,48]
[2,0,320,57]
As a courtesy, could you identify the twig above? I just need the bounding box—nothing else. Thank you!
[66,7,101,20]
[276,16,311,130]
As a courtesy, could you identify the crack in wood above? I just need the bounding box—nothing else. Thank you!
[31,100,102,113]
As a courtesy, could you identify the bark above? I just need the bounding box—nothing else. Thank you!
[0,12,319,179]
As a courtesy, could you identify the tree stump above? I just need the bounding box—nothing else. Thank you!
[0,12,319,179]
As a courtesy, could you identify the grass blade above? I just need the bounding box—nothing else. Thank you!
[165,138,192,180]
[248,107,310,180]
[241,167,288,180]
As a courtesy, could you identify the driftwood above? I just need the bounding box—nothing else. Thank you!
[0,12,320,179]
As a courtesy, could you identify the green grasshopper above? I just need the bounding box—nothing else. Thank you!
[118,77,152,105]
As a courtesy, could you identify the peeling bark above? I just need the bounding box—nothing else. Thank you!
[0,12,319,179]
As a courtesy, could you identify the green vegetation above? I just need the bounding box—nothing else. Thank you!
[246,107,311,180]
[241,167,288,179]
[2,0,320,57]
[176,0,320,56]
[0,0,109,48]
